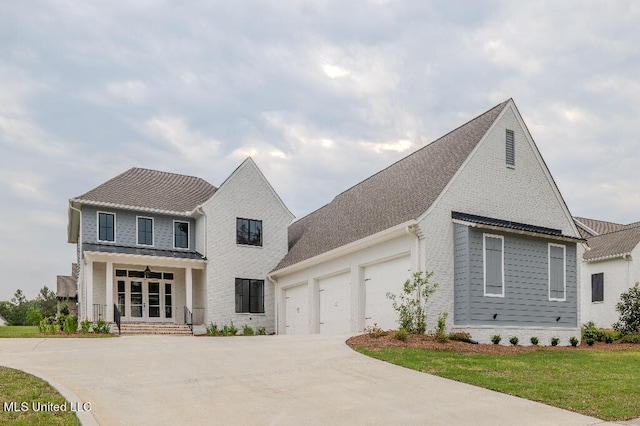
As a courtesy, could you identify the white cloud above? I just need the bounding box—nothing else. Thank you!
[144,116,220,165]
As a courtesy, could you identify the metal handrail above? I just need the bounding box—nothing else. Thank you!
[113,304,121,335]
[184,306,193,331]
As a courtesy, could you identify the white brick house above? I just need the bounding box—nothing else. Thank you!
[68,158,292,333]
[269,99,585,345]
[69,99,586,344]
[575,217,640,328]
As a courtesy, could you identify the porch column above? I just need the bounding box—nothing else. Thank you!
[185,267,193,312]
[105,261,113,322]
[85,260,93,321]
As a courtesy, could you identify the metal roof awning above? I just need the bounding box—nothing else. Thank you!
[451,211,584,243]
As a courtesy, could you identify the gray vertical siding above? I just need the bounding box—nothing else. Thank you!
[82,206,196,252]
[453,225,577,327]
[453,223,470,323]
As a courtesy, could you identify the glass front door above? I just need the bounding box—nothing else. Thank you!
[116,274,174,322]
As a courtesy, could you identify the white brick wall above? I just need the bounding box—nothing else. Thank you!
[418,103,582,344]
[580,244,640,329]
[273,233,416,334]
[203,159,293,333]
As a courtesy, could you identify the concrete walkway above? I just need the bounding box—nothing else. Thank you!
[0,334,628,425]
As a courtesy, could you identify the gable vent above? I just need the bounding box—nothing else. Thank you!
[506,129,515,167]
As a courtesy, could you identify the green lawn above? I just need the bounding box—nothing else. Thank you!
[0,326,115,338]
[357,347,640,421]
[0,366,80,425]
[0,326,40,338]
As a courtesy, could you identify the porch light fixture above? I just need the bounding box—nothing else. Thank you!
[144,266,151,278]
[492,313,498,319]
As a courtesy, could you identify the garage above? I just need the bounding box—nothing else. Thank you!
[284,284,308,335]
[364,255,411,331]
[318,272,351,334]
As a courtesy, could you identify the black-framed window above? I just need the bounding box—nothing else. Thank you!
[98,212,115,242]
[174,221,189,249]
[235,278,264,313]
[236,218,262,246]
[592,273,604,302]
[137,217,153,246]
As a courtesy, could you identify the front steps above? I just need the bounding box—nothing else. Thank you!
[116,322,193,336]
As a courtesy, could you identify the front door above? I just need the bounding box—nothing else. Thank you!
[116,277,174,322]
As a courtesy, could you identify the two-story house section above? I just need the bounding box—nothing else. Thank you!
[68,158,292,333]
[68,168,216,326]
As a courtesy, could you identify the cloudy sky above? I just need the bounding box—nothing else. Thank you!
[1,1,639,301]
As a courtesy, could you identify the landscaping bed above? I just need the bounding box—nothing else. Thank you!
[347,332,640,354]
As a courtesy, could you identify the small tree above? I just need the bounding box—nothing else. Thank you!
[613,282,640,335]
[26,307,43,326]
[387,271,438,334]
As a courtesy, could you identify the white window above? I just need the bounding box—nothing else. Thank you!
[97,212,116,242]
[483,234,504,297]
[548,243,566,301]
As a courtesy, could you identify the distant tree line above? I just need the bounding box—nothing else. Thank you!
[0,287,58,326]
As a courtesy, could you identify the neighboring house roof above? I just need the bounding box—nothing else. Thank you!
[71,168,217,214]
[583,224,640,262]
[575,216,640,262]
[274,100,510,271]
[83,243,206,261]
[57,275,77,299]
[574,217,627,237]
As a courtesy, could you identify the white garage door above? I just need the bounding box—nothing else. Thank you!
[319,272,351,334]
[284,284,308,335]
[364,256,411,331]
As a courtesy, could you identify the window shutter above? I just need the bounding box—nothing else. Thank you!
[549,245,565,299]
[591,273,604,302]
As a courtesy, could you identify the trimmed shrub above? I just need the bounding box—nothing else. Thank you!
[491,335,501,345]
[393,328,409,341]
[569,336,579,347]
[530,336,539,345]
[551,337,559,346]
[509,336,519,346]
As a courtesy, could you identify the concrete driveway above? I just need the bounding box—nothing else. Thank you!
[0,334,622,425]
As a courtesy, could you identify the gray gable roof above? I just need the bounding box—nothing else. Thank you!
[583,224,640,261]
[274,100,510,271]
[574,217,627,237]
[71,168,217,214]
[575,216,640,261]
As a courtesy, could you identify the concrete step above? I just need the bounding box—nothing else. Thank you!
[116,323,194,336]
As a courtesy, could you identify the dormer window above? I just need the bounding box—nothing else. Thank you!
[98,212,115,242]
[506,129,515,167]
[236,218,262,246]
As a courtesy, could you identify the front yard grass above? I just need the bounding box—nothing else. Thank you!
[357,346,640,421]
[0,326,115,338]
[0,366,80,425]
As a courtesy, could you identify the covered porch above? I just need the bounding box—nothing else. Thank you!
[79,251,207,328]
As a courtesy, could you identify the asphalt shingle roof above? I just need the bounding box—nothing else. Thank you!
[575,216,640,261]
[72,168,217,214]
[274,100,510,271]
[583,225,640,261]
[574,217,627,236]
